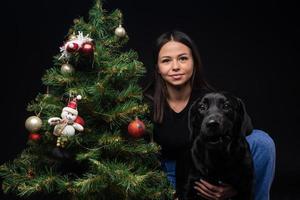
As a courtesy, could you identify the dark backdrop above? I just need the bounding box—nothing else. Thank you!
[1,0,299,199]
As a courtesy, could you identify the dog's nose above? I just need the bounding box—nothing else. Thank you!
[206,119,219,129]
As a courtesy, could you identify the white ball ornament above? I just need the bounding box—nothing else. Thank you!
[25,116,43,132]
[115,24,126,37]
[76,95,82,100]
[61,63,75,74]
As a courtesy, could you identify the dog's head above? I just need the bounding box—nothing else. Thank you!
[188,92,253,145]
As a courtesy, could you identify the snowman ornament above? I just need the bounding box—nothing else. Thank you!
[48,95,84,147]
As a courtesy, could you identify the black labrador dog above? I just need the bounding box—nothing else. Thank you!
[177,92,254,200]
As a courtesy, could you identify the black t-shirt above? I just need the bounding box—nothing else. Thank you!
[143,87,209,196]
[153,89,207,160]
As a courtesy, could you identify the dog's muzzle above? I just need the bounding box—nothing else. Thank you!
[201,118,232,145]
[206,119,220,129]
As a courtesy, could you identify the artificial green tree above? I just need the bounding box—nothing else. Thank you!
[0,1,173,199]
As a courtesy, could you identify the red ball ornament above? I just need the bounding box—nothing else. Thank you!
[66,42,80,52]
[75,116,85,126]
[128,117,145,138]
[29,133,41,141]
[80,42,94,54]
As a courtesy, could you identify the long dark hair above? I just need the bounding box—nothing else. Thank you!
[143,30,212,123]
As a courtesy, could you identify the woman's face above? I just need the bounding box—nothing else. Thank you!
[157,41,194,88]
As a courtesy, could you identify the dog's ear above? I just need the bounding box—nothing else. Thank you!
[237,98,253,136]
[188,97,203,142]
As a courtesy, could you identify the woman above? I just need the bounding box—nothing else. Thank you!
[143,30,275,200]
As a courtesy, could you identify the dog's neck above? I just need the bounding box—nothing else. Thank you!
[191,136,240,174]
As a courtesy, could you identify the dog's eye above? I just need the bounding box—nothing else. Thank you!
[198,103,207,111]
[223,102,232,110]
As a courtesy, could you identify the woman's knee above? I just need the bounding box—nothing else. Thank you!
[246,129,276,157]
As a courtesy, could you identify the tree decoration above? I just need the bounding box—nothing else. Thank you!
[128,117,145,138]
[66,42,80,52]
[25,116,43,133]
[68,34,77,41]
[73,18,80,24]
[80,41,94,55]
[59,31,93,60]
[114,24,126,37]
[48,95,84,147]
[28,133,42,141]
[74,116,85,126]
[56,136,69,148]
[27,169,35,179]
[60,63,75,74]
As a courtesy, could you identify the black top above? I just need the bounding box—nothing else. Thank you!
[143,87,210,196]
[152,89,207,160]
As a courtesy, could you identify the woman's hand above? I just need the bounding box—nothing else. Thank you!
[194,179,237,200]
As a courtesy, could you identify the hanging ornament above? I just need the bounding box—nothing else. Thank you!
[56,136,68,148]
[61,63,75,74]
[115,24,126,37]
[75,116,85,126]
[73,18,80,24]
[59,31,93,60]
[48,95,84,147]
[68,33,77,41]
[80,42,94,55]
[28,133,42,141]
[48,95,84,137]
[66,42,80,53]
[25,116,43,133]
[27,169,35,179]
[128,117,145,138]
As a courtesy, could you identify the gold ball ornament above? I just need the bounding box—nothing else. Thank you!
[73,18,80,24]
[61,63,75,74]
[68,34,77,41]
[25,116,43,133]
[115,25,126,37]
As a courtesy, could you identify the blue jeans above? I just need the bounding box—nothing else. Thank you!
[161,129,276,200]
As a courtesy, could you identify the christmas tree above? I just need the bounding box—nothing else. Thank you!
[0,0,173,199]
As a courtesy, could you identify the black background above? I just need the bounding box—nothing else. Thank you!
[1,0,299,199]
